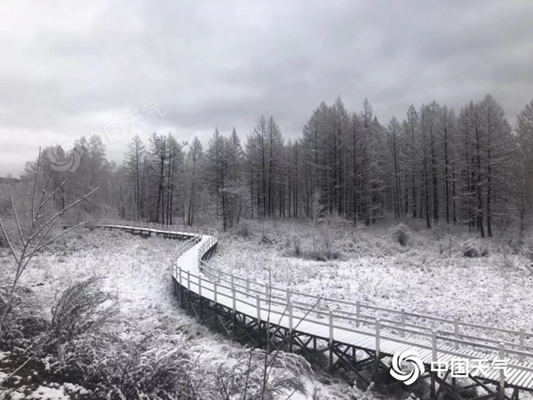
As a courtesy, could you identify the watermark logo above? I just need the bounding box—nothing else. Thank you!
[390,350,425,385]
[431,358,509,379]
[101,100,166,144]
[45,145,83,172]
[390,349,510,385]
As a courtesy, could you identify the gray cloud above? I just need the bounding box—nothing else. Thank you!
[1,0,533,176]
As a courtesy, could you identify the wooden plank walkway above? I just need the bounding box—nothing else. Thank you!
[78,220,533,399]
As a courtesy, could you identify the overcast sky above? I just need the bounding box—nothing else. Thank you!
[1,0,533,177]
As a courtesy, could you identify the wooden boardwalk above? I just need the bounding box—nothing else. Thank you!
[79,220,533,400]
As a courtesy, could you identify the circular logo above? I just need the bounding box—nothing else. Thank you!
[45,145,83,172]
[390,349,425,385]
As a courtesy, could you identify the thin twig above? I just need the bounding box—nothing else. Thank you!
[0,219,21,265]
[7,182,25,246]
[30,148,41,223]
[28,186,99,242]
[0,337,51,388]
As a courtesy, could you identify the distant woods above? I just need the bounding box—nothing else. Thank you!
[5,95,533,238]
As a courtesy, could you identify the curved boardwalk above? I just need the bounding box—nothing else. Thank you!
[81,220,533,400]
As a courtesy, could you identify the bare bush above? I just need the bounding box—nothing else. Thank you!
[284,231,341,261]
[308,247,342,262]
[520,234,533,262]
[389,223,412,247]
[259,232,274,245]
[214,348,312,400]
[289,236,301,257]
[234,222,252,238]
[463,241,487,258]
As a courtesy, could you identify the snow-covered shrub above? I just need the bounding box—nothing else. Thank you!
[0,285,47,347]
[502,251,516,270]
[432,225,449,241]
[213,348,312,400]
[308,246,342,262]
[234,222,252,238]
[283,233,341,261]
[48,333,199,400]
[48,277,118,349]
[292,236,301,257]
[105,342,197,400]
[389,223,412,247]
[520,234,533,262]
[463,241,481,258]
[259,232,274,245]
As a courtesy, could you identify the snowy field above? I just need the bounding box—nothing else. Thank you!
[211,218,533,347]
[2,219,533,399]
[0,228,356,400]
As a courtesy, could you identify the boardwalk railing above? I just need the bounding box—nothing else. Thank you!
[198,261,533,355]
[185,261,533,395]
[78,220,533,398]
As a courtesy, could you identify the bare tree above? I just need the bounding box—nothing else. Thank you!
[516,98,533,239]
[0,150,98,338]
[185,136,203,226]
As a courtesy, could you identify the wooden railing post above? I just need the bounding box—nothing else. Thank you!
[198,276,202,297]
[256,295,261,324]
[172,266,177,296]
[288,302,293,353]
[329,309,334,371]
[186,271,191,311]
[356,301,360,328]
[432,330,438,362]
[430,331,438,398]
[246,278,250,295]
[375,319,381,386]
[232,286,237,337]
[519,329,525,363]
[286,288,291,304]
[454,318,459,350]
[401,308,405,337]
[499,343,506,400]
[198,276,203,320]
[213,281,219,331]
[256,295,262,346]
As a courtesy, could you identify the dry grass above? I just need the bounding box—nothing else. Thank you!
[49,277,118,347]
[214,348,312,400]
[0,285,47,348]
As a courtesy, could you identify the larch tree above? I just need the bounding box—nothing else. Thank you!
[124,135,146,220]
[185,136,203,226]
[516,98,533,239]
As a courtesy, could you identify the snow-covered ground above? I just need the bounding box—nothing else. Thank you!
[211,219,533,350]
[4,219,531,399]
[0,228,356,400]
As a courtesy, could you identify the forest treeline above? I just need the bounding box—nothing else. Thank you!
[4,95,533,238]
